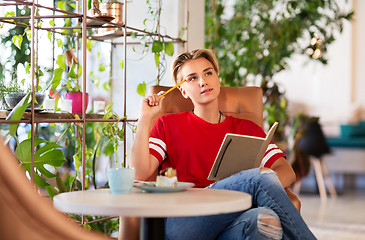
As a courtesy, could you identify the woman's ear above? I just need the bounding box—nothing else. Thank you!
[179,86,189,99]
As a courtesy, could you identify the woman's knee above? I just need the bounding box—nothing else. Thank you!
[257,207,282,240]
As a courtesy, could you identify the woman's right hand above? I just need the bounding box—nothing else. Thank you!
[139,92,165,120]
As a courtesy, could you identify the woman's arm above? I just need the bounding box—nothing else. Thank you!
[270,157,301,212]
[270,157,296,188]
[129,94,164,180]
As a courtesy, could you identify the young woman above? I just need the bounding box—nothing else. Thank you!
[130,49,316,239]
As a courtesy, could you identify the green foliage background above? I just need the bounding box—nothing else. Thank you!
[205,0,353,142]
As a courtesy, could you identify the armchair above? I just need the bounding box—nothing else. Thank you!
[120,85,300,240]
[149,85,263,127]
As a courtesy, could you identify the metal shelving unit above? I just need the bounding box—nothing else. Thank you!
[0,1,187,225]
[0,0,187,204]
[0,0,188,230]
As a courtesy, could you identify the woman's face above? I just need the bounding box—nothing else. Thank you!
[179,58,221,106]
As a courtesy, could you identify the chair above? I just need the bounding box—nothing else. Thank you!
[149,85,263,127]
[119,85,264,239]
[293,119,337,201]
[119,85,301,239]
[0,137,111,240]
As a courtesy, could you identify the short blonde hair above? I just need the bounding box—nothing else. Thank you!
[171,49,219,84]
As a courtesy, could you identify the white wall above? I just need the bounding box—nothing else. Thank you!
[275,0,365,136]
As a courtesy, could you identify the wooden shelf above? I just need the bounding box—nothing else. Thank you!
[0,110,136,124]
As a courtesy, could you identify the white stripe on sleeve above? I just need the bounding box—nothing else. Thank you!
[260,144,283,166]
[149,143,166,160]
[149,137,166,151]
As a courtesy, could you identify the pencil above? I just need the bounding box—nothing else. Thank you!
[159,79,186,98]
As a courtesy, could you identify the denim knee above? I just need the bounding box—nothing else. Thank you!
[257,207,282,239]
[218,207,282,240]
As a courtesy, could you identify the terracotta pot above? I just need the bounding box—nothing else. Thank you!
[65,92,89,113]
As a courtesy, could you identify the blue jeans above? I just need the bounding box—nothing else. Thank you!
[165,168,316,240]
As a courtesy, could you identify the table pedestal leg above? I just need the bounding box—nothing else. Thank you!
[140,217,165,240]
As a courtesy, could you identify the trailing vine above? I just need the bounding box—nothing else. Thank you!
[134,0,175,97]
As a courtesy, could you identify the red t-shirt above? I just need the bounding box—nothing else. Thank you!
[149,112,285,187]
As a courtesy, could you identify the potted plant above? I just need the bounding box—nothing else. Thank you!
[102,103,134,194]
[0,79,23,109]
[51,51,89,113]
[0,74,46,110]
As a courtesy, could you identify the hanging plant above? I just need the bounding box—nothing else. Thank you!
[134,0,175,97]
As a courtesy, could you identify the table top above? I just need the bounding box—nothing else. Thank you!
[54,188,251,218]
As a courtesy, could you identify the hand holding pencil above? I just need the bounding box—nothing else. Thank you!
[158,79,186,98]
[143,79,186,109]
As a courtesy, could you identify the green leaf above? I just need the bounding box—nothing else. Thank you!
[98,64,106,72]
[6,93,31,137]
[69,3,76,10]
[103,141,114,157]
[15,138,67,180]
[12,35,23,50]
[22,164,50,188]
[51,68,64,90]
[154,53,160,67]
[5,11,15,17]
[152,41,163,53]
[45,185,57,199]
[78,64,83,77]
[137,82,146,97]
[25,62,31,74]
[49,19,55,27]
[86,39,92,52]
[68,59,82,79]
[57,1,67,11]
[120,59,124,69]
[56,54,66,70]
[26,29,31,42]
[103,81,110,92]
[56,39,63,48]
[164,42,174,56]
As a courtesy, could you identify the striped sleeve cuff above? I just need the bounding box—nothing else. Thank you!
[149,137,166,162]
[260,143,286,167]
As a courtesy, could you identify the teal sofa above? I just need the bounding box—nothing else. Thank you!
[327,121,365,148]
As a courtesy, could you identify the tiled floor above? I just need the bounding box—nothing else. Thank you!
[300,190,365,225]
[297,174,365,239]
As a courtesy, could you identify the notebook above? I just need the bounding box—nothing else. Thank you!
[207,122,278,181]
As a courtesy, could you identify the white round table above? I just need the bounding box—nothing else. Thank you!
[54,188,251,239]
